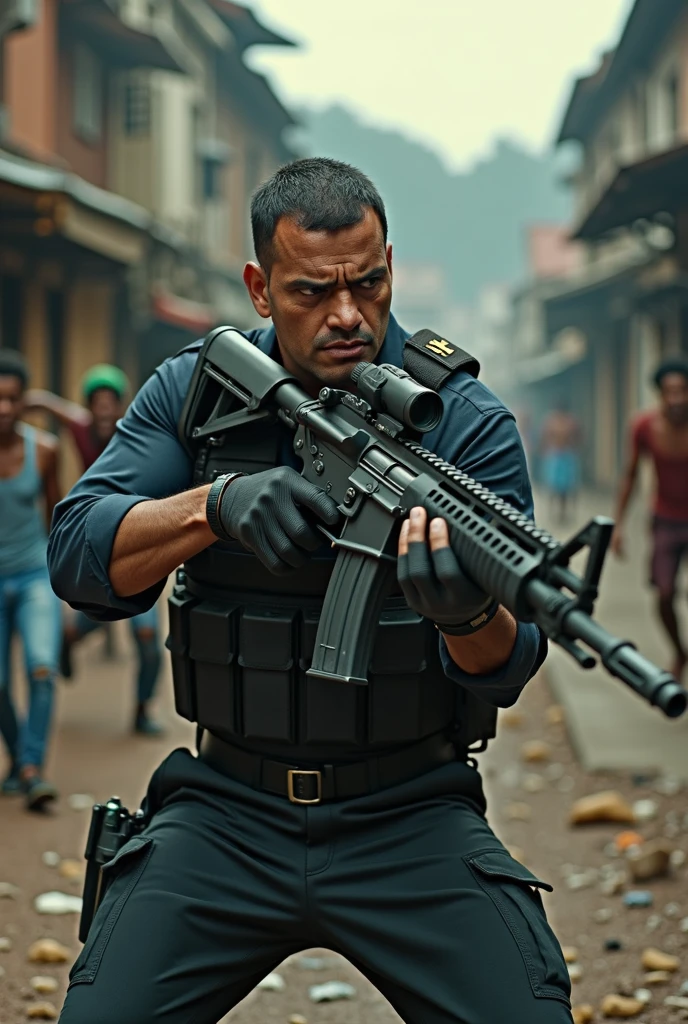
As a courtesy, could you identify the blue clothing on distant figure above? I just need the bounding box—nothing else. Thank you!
[0,427,60,769]
[72,604,161,705]
[542,450,580,497]
[0,425,49,576]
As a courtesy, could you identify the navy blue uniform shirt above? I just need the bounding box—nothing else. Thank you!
[48,314,544,707]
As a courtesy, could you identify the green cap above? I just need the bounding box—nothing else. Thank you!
[81,364,130,401]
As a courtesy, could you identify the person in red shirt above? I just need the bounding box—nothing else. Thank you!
[25,367,163,734]
[611,360,688,680]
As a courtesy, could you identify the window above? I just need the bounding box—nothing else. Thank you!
[202,158,222,201]
[666,70,680,138]
[73,44,102,144]
[124,80,151,137]
[0,274,23,349]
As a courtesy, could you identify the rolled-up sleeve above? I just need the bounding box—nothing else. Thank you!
[428,379,546,706]
[48,352,197,620]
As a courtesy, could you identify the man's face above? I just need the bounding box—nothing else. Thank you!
[660,373,688,425]
[244,207,393,392]
[89,388,123,443]
[0,375,24,437]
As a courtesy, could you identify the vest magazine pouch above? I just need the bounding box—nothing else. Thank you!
[370,607,427,674]
[239,608,296,742]
[166,587,199,722]
[189,601,240,734]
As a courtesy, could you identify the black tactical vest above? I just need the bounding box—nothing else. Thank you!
[166,334,498,762]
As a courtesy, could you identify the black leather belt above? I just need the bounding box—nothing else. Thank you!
[199,732,459,804]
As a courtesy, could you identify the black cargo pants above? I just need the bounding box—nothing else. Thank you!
[59,748,572,1024]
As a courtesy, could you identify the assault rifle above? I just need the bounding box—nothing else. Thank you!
[185,327,688,719]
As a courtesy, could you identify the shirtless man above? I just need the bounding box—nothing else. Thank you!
[612,359,688,680]
[25,366,163,735]
[0,350,62,809]
[540,399,582,524]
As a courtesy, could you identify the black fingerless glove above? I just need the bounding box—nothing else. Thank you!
[397,541,497,635]
[215,467,340,576]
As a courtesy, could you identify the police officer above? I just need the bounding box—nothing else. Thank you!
[49,158,572,1024]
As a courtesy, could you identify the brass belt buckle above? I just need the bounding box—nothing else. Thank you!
[287,769,322,805]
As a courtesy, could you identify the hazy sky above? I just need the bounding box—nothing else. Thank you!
[248,0,633,171]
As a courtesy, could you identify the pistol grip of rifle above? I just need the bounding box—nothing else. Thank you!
[307,547,396,685]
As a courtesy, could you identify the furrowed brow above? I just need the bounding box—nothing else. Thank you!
[349,265,388,285]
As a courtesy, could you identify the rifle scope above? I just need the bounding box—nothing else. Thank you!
[351,362,443,433]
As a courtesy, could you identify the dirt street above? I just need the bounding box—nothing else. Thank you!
[1,602,687,1023]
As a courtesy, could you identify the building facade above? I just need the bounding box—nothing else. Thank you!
[0,0,296,411]
[511,0,688,487]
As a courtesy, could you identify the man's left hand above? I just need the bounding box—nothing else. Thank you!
[397,506,493,629]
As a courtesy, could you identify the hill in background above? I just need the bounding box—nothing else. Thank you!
[296,104,571,304]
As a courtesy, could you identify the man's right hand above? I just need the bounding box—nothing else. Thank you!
[610,526,625,559]
[218,467,340,575]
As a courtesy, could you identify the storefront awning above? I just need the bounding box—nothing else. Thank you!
[573,143,688,241]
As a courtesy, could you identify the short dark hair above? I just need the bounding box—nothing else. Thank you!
[250,157,388,269]
[0,349,29,389]
[653,358,688,389]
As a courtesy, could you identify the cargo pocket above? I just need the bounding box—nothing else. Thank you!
[69,836,154,987]
[466,849,571,1005]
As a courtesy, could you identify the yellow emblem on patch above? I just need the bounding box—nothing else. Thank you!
[425,338,454,357]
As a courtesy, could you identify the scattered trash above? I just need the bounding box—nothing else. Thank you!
[257,973,285,992]
[27,939,71,964]
[605,939,623,951]
[296,956,338,971]
[505,802,531,822]
[58,860,84,882]
[67,794,94,812]
[308,981,357,1003]
[664,996,688,1010]
[655,776,682,796]
[633,989,651,1005]
[568,964,583,982]
[572,1007,594,1024]
[569,791,635,826]
[544,763,565,782]
[626,840,673,883]
[643,971,672,984]
[600,870,627,896]
[632,800,658,824]
[670,850,686,868]
[593,908,614,924]
[641,948,680,972]
[500,709,525,728]
[26,1003,58,1020]
[41,853,60,868]
[615,832,644,853]
[545,704,565,725]
[600,993,646,1017]
[0,937,13,952]
[0,882,19,899]
[288,1016,308,1024]
[34,892,83,916]
[623,891,653,908]
[522,773,546,793]
[30,978,58,995]
[562,946,579,963]
[520,740,551,763]
[566,869,599,891]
